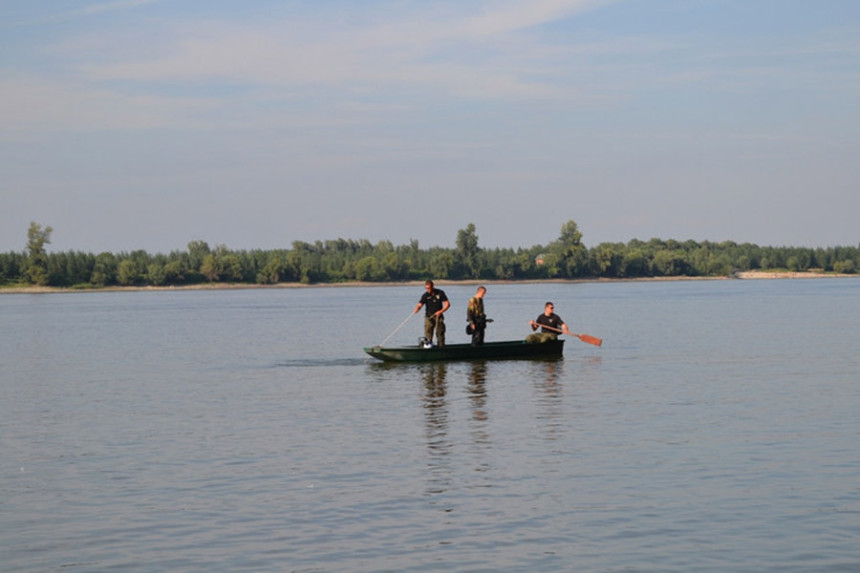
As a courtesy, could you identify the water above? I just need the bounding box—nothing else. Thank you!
[1,279,858,572]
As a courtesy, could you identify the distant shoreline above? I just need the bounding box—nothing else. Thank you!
[1,271,854,295]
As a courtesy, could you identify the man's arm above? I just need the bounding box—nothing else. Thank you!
[437,300,450,316]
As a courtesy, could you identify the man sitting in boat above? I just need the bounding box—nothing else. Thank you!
[527,301,570,343]
[413,280,450,347]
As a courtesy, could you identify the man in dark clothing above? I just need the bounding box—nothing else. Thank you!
[466,286,487,346]
[413,280,450,347]
[528,301,570,342]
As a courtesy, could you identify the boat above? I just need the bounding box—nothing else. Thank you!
[364,339,564,362]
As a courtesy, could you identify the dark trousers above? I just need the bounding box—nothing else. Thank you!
[471,324,485,346]
[424,315,445,347]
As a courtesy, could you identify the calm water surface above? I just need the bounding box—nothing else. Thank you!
[1,279,858,572]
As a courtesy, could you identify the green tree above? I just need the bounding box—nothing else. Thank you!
[650,249,689,276]
[25,222,53,285]
[455,223,480,278]
[147,262,167,286]
[558,219,583,245]
[220,254,244,281]
[257,254,286,284]
[591,242,624,277]
[549,220,588,277]
[786,256,800,272]
[47,251,68,286]
[539,252,561,278]
[117,259,140,286]
[381,252,408,280]
[622,247,649,277]
[92,252,118,286]
[429,251,455,279]
[354,256,383,281]
[0,252,25,284]
[187,240,210,272]
[200,253,220,282]
[163,259,186,284]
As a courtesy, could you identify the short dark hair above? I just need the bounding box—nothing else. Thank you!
[545,301,554,308]
[425,280,434,287]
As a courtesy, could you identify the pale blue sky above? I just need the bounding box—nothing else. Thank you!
[2,0,858,253]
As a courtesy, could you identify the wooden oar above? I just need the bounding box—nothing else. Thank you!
[531,322,603,347]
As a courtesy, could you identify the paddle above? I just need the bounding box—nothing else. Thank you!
[531,322,603,347]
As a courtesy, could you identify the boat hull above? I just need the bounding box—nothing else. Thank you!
[364,339,564,362]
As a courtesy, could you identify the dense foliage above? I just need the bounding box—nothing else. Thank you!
[1,221,857,289]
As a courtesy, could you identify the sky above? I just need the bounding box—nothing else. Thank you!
[2,0,859,254]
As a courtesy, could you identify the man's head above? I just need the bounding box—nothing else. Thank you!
[425,280,434,292]
[476,286,486,298]
[544,302,554,316]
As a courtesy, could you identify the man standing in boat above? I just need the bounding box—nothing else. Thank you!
[413,280,450,347]
[528,301,570,342]
[466,286,488,346]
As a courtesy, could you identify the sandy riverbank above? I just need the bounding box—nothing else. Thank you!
[734,271,854,279]
[1,272,854,295]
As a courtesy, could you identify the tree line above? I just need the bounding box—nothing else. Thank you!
[1,221,857,289]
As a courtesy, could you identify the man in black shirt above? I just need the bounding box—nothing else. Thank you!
[529,301,570,340]
[413,280,450,347]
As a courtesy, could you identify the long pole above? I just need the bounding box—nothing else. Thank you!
[378,312,416,347]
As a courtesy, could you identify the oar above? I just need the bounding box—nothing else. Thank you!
[378,311,416,347]
[532,322,603,347]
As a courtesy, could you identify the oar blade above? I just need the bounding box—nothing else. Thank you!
[577,333,603,347]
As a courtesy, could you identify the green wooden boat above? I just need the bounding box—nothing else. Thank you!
[364,339,564,362]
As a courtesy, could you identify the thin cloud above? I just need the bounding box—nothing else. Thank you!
[461,0,616,37]
[0,0,163,27]
[78,0,163,16]
[77,2,618,102]
[0,75,214,131]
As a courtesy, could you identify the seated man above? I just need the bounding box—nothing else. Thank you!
[526,301,570,343]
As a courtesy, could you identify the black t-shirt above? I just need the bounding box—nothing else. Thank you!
[419,289,448,316]
[535,312,564,332]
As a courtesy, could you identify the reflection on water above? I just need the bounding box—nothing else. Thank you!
[422,363,450,496]
[536,359,561,387]
[421,361,498,501]
[576,355,604,380]
[534,360,564,441]
[466,362,492,482]
[274,357,368,368]
[467,361,488,427]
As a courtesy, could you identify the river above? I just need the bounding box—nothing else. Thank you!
[1,279,858,572]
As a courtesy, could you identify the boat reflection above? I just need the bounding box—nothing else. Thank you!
[422,363,451,496]
[533,359,564,442]
[467,361,489,442]
[536,358,561,390]
[370,358,577,496]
